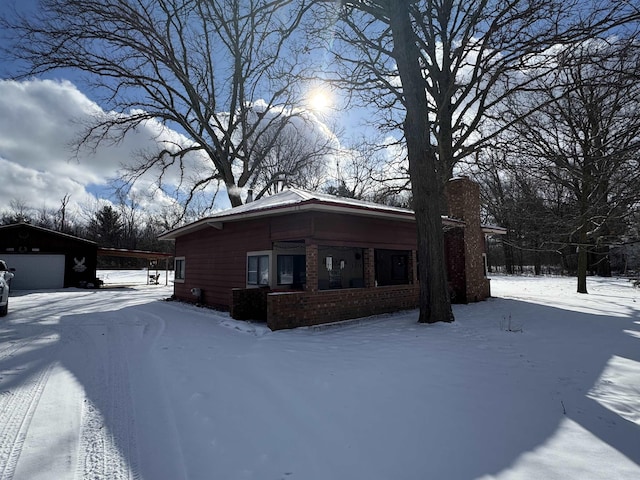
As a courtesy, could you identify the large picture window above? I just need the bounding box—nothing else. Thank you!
[317,246,364,290]
[247,254,270,286]
[174,257,185,283]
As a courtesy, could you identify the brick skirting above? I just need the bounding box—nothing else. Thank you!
[231,287,269,320]
[267,285,420,330]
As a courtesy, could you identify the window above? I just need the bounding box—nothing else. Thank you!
[317,246,364,290]
[375,249,410,286]
[174,257,185,283]
[247,254,270,286]
[277,255,306,287]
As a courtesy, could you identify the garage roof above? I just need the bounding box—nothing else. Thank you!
[0,222,97,245]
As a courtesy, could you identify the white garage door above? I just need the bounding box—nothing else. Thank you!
[3,254,66,290]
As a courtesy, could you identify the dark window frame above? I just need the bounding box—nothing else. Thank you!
[174,257,186,283]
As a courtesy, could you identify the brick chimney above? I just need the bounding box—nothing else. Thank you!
[446,177,490,302]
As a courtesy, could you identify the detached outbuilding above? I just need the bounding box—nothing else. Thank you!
[160,177,504,329]
[0,223,98,289]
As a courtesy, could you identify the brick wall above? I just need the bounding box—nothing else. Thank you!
[446,177,490,301]
[230,287,270,320]
[267,285,419,330]
[363,248,375,287]
[305,244,318,292]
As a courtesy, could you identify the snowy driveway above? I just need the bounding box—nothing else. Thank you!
[1,275,639,479]
[0,286,178,480]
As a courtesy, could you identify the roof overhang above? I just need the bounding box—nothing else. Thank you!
[97,247,173,259]
[159,200,465,241]
[0,222,98,246]
[482,225,508,235]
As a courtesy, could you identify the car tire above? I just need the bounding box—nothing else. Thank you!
[0,299,7,317]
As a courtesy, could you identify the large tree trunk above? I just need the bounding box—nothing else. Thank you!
[387,2,454,324]
[227,182,244,207]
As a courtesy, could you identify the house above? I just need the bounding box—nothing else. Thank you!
[159,177,505,330]
[0,223,99,289]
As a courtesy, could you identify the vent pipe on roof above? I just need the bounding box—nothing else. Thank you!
[246,189,254,203]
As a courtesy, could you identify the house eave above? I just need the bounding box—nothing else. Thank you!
[481,225,508,235]
[159,202,465,241]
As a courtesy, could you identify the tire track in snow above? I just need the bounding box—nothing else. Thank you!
[0,329,58,480]
[76,320,140,480]
[79,308,187,480]
[127,309,188,480]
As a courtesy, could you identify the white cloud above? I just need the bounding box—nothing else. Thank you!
[0,78,345,223]
[0,78,195,218]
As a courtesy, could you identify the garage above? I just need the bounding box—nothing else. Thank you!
[2,254,66,290]
[0,223,98,290]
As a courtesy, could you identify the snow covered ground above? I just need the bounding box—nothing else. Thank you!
[1,272,638,480]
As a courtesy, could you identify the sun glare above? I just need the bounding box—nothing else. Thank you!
[308,88,333,112]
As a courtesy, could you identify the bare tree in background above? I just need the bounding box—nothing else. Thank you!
[474,148,570,275]
[2,0,319,209]
[500,39,640,293]
[1,199,33,225]
[55,194,72,233]
[327,137,411,206]
[317,0,638,192]
[248,115,338,197]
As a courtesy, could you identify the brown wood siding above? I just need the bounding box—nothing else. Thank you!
[174,218,273,308]
[311,213,417,249]
[173,211,419,308]
[269,213,314,241]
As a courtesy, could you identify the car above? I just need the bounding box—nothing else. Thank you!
[0,260,15,317]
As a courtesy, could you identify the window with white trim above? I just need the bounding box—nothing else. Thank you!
[247,252,271,286]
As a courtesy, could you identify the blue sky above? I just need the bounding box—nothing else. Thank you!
[0,0,372,221]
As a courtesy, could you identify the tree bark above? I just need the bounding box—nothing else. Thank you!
[387,2,454,323]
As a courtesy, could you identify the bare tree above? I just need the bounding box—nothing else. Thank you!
[326,137,411,205]
[314,1,455,323]
[55,194,72,232]
[3,0,316,209]
[248,114,338,197]
[116,191,142,250]
[317,0,638,188]
[1,199,33,225]
[501,39,640,293]
[310,0,637,323]
[474,149,569,275]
